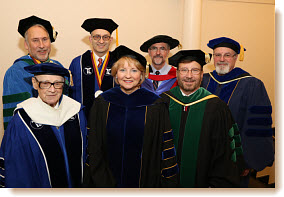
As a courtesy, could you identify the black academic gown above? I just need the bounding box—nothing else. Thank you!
[83,87,178,188]
[158,87,245,188]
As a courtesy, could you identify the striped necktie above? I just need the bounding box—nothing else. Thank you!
[153,70,160,90]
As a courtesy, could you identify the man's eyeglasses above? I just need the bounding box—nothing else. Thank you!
[34,77,65,89]
[92,35,111,41]
[149,46,168,52]
[178,68,201,75]
[213,53,237,60]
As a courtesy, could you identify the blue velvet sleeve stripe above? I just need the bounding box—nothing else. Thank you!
[245,129,273,137]
[161,164,178,178]
[163,130,174,142]
[162,147,175,160]
[247,117,272,126]
[249,106,272,114]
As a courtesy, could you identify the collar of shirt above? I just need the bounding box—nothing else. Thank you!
[180,87,199,97]
[151,63,171,75]
[92,51,107,65]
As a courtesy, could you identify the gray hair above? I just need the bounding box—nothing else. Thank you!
[24,24,49,42]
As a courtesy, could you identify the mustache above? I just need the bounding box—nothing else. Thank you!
[183,78,195,82]
[216,62,229,66]
[153,55,163,58]
[37,49,48,52]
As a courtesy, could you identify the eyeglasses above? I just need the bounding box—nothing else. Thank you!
[92,35,111,41]
[178,68,201,75]
[213,53,237,60]
[35,77,65,89]
[149,46,168,52]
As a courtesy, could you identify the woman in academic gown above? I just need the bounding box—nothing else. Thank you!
[83,45,178,188]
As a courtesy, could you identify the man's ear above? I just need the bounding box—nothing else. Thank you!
[32,77,38,90]
[24,40,29,50]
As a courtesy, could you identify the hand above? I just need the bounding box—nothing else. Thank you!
[95,90,103,98]
[240,169,251,176]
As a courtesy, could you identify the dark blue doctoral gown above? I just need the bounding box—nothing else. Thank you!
[202,67,274,171]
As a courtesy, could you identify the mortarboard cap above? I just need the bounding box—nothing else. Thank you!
[24,62,70,77]
[140,35,180,52]
[207,37,246,61]
[112,45,147,68]
[169,50,212,68]
[81,18,118,34]
[18,15,58,42]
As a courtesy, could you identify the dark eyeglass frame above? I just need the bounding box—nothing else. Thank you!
[34,77,65,89]
[92,34,111,41]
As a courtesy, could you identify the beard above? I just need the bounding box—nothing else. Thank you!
[177,77,200,95]
[215,62,230,75]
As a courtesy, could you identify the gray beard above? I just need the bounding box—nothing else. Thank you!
[216,64,230,75]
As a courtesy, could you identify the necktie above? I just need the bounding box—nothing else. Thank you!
[153,71,160,90]
[98,58,103,68]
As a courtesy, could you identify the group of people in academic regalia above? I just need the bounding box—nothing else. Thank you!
[0,15,274,188]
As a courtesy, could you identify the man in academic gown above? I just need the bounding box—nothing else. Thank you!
[0,63,87,188]
[2,15,62,130]
[201,37,274,187]
[69,18,118,117]
[140,35,180,95]
[158,50,244,188]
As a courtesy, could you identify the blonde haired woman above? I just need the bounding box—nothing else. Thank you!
[84,45,177,188]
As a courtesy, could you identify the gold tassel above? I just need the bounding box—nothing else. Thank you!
[68,70,74,86]
[116,28,119,46]
[52,26,57,41]
[239,44,244,61]
[178,43,182,50]
[146,64,149,78]
[204,52,211,64]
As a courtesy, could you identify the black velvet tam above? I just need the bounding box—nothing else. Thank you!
[140,35,179,52]
[18,15,57,42]
[81,18,118,34]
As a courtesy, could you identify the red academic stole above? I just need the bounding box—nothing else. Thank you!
[148,66,178,89]
[148,66,177,81]
[90,51,110,89]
